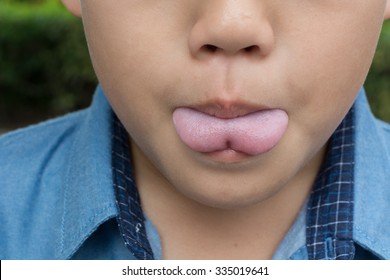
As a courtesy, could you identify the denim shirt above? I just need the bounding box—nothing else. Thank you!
[111,103,356,260]
[1,86,390,259]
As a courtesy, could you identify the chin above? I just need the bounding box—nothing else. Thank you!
[181,183,276,210]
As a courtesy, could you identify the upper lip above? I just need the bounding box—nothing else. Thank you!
[184,99,270,119]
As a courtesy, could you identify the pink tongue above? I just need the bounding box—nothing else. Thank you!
[173,108,288,155]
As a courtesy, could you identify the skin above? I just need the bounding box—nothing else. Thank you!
[62,0,390,259]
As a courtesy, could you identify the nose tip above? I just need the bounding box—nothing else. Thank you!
[189,1,275,60]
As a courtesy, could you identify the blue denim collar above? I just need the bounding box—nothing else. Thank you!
[58,85,118,259]
[353,89,390,259]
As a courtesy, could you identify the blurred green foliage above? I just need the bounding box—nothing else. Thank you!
[0,0,97,128]
[365,21,390,123]
[0,0,389,130]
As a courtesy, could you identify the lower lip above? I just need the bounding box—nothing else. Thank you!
[205,149,253,163]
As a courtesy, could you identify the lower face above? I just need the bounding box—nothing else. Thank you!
[81,0,386,208]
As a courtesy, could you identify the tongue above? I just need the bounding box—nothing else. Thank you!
[173,108,288,155]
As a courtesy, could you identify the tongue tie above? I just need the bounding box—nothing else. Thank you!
[173,108,288,155]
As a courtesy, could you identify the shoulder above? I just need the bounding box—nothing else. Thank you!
[0,110,88,259]
[0,87,116,259]
[354,90,390,155]
[0,110,87,179]
[372,118,390,155]
[0,109,86,145]
[353,92,390,259]
[376,118,390,137]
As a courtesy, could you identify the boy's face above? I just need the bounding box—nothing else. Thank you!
[72,0,387,208]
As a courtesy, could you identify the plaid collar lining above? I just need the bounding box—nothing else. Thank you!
[306,108,355,260]
[111,108,355,260]
[112,113,154,260]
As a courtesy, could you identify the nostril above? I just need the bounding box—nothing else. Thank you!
[200,44,260,55]
[202,44,218,53]
[244,45,260,53]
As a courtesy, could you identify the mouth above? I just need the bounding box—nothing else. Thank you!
[189,100,270,119]
[172,101,289,163]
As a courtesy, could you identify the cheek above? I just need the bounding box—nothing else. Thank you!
[277,7,382,135]
[263,7,384,164]
[81,6,189,178]
[85,30,179,150]
[82,2,180,113]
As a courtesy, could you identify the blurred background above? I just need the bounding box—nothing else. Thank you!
[1,0,390,134]
[0,0,96,134]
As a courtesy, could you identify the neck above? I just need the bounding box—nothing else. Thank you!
[132,144,325,260]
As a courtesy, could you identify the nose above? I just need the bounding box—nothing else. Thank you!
[189,0,275,60]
